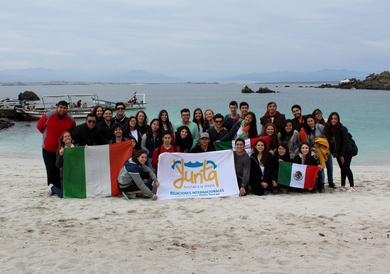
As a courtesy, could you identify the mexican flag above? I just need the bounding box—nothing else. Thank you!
[63,141,133,198]
[214,136,269,155]
[277,161,319,189]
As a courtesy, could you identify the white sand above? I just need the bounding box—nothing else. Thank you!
[1,158,389,273]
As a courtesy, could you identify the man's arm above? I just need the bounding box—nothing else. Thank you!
[37,114,47,133]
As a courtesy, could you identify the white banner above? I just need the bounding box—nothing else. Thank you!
[156,150,239,200]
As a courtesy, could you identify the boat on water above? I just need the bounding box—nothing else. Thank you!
[91,93,147,109]
[14,94,100,120]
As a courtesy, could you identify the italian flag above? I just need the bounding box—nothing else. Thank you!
[63,141,133,198]
[277,161,319,189]
[214,136,269,155]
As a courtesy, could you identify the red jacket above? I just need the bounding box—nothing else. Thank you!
[37,109,76,152]
[151,145,180,170]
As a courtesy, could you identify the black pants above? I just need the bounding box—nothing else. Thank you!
[336,151,354,187]
[250,181,269,195]
[42,149,61,188]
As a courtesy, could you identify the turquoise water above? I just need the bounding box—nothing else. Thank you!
[1,83,389,165]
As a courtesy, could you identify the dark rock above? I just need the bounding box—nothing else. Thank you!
[256,87,276,93]
[316,71,390,90]
[285,85,290,87]
[0,118,15,130]
[317,83,334,88]
[241,85,254,93]
[18,91,40,101]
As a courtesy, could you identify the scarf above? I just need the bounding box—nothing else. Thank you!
[238,120,251,139]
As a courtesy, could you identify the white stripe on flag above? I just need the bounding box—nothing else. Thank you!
[289,163,307,189]
[85,145,111,198]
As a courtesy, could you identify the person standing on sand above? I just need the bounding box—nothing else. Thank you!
[37,100,76,192]
[223,101,239,131]
[173,108,199,150]
[233,138,251,196]
[291,104,308,142]
[151,131,180,174]
[324,112,356,192]
[232,101,249,127]
[260,101,286,132]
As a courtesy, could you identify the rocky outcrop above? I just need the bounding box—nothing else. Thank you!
[241,85,276,93]
[18,91,40,101]
[0,118,15,130]
[317,71,390,90]
[256,87,276,93]
[241,85,254,93]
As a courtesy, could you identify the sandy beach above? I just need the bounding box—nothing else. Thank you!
[1,158,389,273]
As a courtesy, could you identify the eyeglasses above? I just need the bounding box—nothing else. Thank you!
[117,108,124,110]
[215,120,223,123]
[87,120,96,124]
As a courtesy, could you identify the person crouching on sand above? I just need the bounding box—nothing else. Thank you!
[117,149,160,200]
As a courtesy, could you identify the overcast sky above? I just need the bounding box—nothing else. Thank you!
[1,0,389,78]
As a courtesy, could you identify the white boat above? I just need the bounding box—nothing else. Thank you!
[14,94,99,120]
[92,93,147,109]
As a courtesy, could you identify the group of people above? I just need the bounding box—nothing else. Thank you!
[37,99,357,200]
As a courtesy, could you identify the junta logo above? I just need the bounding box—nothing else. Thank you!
[171,159,219,189]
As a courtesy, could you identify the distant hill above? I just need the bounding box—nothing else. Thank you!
[0,68,182,83]
[0,68,382,83]
[221,69,380,82]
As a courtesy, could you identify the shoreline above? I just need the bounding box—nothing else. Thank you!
[1,158,389,273]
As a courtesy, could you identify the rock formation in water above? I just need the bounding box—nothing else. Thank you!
[317,71,390,90]
[18,91,40,101]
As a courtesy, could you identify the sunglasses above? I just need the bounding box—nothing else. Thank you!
[117,108,124,110]
[87,120,96,124]
[130,119,137,122]
[215,120,223,123]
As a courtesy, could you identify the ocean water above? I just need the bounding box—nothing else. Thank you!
[0,83,389,165]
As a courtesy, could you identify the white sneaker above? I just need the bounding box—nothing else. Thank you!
[336,187,347,192]
[347,187,356,192]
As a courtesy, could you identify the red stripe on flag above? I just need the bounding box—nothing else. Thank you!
[250,136,269,149]
[109,141,133,196]
[303,165,319,189]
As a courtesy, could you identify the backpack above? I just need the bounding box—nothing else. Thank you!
[157,145,178,155]
[348,133,358,156]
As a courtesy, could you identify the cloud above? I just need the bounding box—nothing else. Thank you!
[1,0,389,75]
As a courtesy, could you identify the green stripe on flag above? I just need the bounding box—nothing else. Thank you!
[63,146,87,198]
[277,161,293,187]
[214,141,233,151]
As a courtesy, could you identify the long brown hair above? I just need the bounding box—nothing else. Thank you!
[259,122,278,150]
[252,139,268,166]
[299,142,312,165]
[324,112,341,139]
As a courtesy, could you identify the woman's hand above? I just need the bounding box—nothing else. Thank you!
[152,194,158,200]
[261,182,268,188]
[272,180,277,188]
[340,156,345,164]
[155,181,160,188]
[59,148,64,156]
[278,159,284,162]
[318,165,323,171]
[239,187,246,196]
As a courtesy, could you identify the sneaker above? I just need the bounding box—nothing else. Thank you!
[347,187,356,192]
[47,187,55,197]
[336,187,347,192]
[122,192,136,200]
